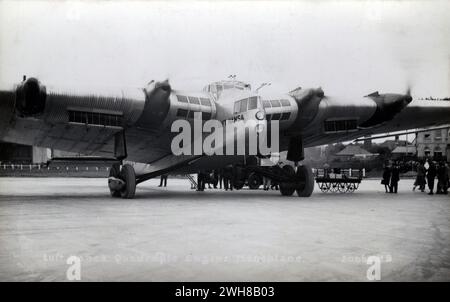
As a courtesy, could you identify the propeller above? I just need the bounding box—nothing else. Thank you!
[406,82,412,97]
[404,82,413,103]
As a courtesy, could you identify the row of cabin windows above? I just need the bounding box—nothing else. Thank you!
[324,119,358,132]
[262,99,291,108]
[176,109,212,120]
[233,97,259,114]
[266,112,291,121]
[68,110,123,127]
[177,95,211,107]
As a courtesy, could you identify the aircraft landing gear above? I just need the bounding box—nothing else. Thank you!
[279,166,296,196]
[108,163,136,199]
[278,164,314,197]
[295,164,314,197]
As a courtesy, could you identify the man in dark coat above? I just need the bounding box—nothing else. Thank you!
[413,161,426,192]
[381,163,392,193]
[197,171,205,191]
[223,165,234,191]
[390,162,400,194]
[446,162,450,194]
[158,173,168,187]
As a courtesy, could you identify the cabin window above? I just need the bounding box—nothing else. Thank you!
[272,113,281,120]
[176,109,188,118]
[68,110,123,127]
[270,100,281,107]
[280,112,291,120]
[177,95,188,103]
[200,98,211,106]
[324,119,357,132]
[280,99,290,107]
[188,96,200,105]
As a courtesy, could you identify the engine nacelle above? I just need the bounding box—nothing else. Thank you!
[15,77,47,116]
[136,80,216,130]
[135,80,172,129]
[287,87,324,131]
[360,92,412,128]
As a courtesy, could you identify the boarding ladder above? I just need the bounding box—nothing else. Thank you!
[185,174,198,190]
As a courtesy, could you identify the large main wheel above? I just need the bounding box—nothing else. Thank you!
[279,165,296,196]
[108,163,122,197]
[120,164,136,199]
[247,172,262,190]
[296,164,314,197]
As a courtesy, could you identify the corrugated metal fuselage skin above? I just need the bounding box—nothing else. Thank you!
[0,83,211,165]
[0,84,147,157]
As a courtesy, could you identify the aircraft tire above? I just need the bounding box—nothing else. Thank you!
[120,164,136,199]
[247,172,262,190]
[296,164,314,197]
[108,163,121,197]
[279,165,295,196]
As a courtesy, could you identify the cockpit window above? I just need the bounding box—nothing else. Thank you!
[248,97,258,110]
[240,98,248,112]
[234,97,260,114]
[234,101,240,114]
[262,100,271,108]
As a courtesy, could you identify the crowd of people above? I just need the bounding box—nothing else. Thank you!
[382,159,449,195]
[158,164,283,192]
[381,161,401,193]
[158,159,450,195]
[195,166,235,192]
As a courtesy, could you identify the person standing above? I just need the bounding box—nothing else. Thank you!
[196,171,205,191]
[263,176,271,191]
[158,173,168,187]
[390,162,400,194]
[217,169,223,189]
[223,165,234,191]
[436,162,447,194]
[426,161,437,195]
[413,161,427,192]
[444,163,450,194]
[381,162,392,193]
[323,162,331,178]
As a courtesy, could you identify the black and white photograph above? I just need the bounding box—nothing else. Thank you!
[0,0,449,290]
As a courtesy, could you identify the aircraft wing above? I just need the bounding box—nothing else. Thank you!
[0,78,216,164]
[276,88,450,148]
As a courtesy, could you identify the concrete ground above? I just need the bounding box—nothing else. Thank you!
[0,177,449,281]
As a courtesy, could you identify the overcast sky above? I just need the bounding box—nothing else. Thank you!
[0,0,449,98]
